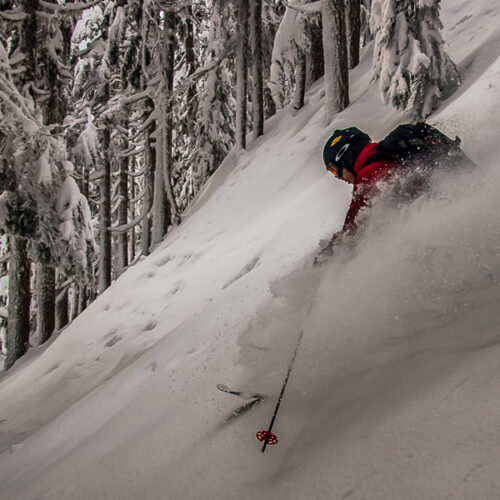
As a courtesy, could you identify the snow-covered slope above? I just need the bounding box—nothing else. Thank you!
[1,1,500,498]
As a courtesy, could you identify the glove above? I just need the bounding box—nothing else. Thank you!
[313,232,343,267]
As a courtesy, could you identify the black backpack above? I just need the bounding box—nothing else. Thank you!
[367,123,475,170]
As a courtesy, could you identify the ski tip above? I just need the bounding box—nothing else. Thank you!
[216,384,230,392]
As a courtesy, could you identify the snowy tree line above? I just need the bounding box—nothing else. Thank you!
[0,0,457,369]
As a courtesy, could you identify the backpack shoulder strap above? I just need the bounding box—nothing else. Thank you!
[361,141,400,168]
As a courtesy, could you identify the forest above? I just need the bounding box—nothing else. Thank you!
[0,0,458,370]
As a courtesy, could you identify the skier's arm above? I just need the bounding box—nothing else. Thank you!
[341,160,395,233]
[313,160,394,267]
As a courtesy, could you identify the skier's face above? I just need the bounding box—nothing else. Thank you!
[327,162,355,184]
[341,169,355,184]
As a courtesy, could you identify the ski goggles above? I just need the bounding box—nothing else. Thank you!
[327,162,343,179]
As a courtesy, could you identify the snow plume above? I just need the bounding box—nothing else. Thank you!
[298,162,500,403]
[223,161,500,500]
[371,0,459,120]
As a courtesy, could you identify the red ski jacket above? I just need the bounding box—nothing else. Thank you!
[342,142,397,233]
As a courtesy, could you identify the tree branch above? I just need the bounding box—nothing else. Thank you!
[38,0,105,13]
[285,1,321,14]
[0,9,27,21]
[109,211,146,233]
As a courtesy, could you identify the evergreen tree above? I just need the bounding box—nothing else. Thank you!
[191,0,235,194]
[268,2,310,110]
[371,0,459,120]
[0,11,93,367]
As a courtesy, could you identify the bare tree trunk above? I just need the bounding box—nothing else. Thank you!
[152,15,179,246]
[151,124,166,247]
[99,125,112,293]
[5,237,31,370]
[78,285,87,315]
[55,272,69,330]
[141,112,155,255]
[322,0,349,122]
[56,281,69,329]
[162,14,179,227]
[292,51,307,111]
[36,264,55,344]
[140,10,154,255]
[129,178,136,263]
[361,0,373,47]
[4,0,37,370]
[70,283,78,321]
[185,8,197,137]
[251,0,264,139]
[308,16,325,84]
[236,0,249,151]
[117,133,129,272]
[346,0,360,68]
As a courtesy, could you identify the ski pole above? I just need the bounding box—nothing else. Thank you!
[257,278,320,452]
[259,328,305,452]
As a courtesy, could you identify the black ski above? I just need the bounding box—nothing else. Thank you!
[217,384,267,423]
[217,383,266,402]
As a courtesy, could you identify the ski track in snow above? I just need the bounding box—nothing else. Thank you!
[1,1,500,499]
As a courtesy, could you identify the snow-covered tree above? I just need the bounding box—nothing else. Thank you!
[268,3,309,110]
[0,34,93,368]
[191,0,235,193]
[150,11,179,247]
[267,1,329,113]
[371,0,459,120]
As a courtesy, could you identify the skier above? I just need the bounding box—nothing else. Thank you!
[314,124,473,266]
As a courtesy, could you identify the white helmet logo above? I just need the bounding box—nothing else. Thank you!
[335,143,350,162]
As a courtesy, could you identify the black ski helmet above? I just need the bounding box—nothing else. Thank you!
[322,127,371,178]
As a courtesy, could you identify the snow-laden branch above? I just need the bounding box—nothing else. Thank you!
[8,51,25,66]
[56,280,74,303]
[38,0,104,13]
[268,5,307,109]
[89,169,104,181]
[0,9,27,21]
[110,195,121,215]
[109,211,146,233]
[0,253,11,264]
[36,10,53,20]
[153,0,191,14]
[119,145,144,158]
[285,1,321,14]
[166,32,237,104]
[0,87,39,135]
[73,34,103,59]
[128,167,145,178]
[108,89,152,108]
[130,189,145,204]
